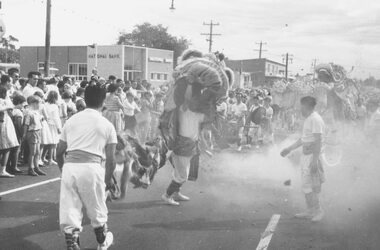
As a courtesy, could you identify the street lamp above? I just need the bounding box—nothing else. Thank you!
[169,0,175,11]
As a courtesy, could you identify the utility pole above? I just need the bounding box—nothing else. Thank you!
[254,41,267,59]
[311,58,317,80]
[282,53,293,81]
[201,20,221,53]
[44,0,51,77]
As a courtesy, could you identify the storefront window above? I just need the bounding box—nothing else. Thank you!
[68,63,87,81]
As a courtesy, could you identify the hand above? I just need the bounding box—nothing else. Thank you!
[105,179,113,191]
[280,147,291,157]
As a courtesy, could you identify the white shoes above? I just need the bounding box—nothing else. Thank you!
[97,231,113,250]
[237,146,242,152]
[173,192,190,201]
[295,209,324,222]
[161,194,180,206]
[295,210,314,219]
[311,209,324,222]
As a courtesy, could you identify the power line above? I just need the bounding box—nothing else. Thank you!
[254,41,267,59]
[201,20,221,53]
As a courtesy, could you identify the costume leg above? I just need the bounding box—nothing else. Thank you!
[166,180,182,196]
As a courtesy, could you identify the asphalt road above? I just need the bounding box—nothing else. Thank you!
[1,143,380,250]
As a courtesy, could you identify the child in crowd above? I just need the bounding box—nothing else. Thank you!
[42,91,62,166]
[150,92,165,139]
[7,94,27,174]
[0,86,19,177]
[23,95,46,176]
[62,91,76,119]
[137,91,153,143]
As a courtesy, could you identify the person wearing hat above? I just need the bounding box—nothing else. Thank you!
[230,92,247,151]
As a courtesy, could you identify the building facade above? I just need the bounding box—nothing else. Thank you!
[226,58,285,87]
[20,45,174,86]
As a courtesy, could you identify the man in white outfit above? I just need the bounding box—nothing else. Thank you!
[57,84,117,250]
[281,96,325,222]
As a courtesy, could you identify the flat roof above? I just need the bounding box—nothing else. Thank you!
[20,44,173,53]
[226,58,285,67]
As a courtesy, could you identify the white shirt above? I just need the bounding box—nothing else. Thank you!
[23,84,43,99]
[60,108,117,160]
[265,106,274,119]
[123,99,140,116]
[231,102,247,117]
[178,106,205,140]
[302,112,325,143]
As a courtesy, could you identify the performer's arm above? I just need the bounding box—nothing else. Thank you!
[56,140,67,171]
[281,138,302,157]
[310,133,322,172]
[104,143,117,190]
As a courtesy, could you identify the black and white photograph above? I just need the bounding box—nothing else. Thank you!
[0,0,380,249]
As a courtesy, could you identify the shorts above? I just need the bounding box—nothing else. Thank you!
[26,130,42,144]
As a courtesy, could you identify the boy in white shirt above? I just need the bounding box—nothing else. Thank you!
[281,96,325,222]
[230,93,247,151]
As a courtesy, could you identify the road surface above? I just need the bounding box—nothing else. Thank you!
[1,145,380,250]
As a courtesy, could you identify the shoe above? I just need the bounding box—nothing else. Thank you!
[34,167,47,176]
[0,168,15,178]
[173,192,190,201]
[28,169,39,176]
[295,210,313,219]
[237,146,242,152]
[8,168,24,175]
[161,194,180,206]
[49,160,58,166]
[97,231,113,250]
[311,209,324,222]
[65,232,80,250]
[38,160,45,166]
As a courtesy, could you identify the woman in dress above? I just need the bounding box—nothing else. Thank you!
[103,83,124,134]
[0,86,19,177]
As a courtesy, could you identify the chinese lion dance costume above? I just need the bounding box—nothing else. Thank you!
[159,49,232,202]
[315,63,360,121]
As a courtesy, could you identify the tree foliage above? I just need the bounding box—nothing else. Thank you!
[117,23,190,66]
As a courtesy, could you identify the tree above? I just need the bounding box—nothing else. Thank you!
[117,23,190,66]
[0,35,20,63]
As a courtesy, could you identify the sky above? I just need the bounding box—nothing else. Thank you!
[2,0,380,79]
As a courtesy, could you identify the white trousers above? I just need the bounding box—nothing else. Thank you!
[59,163,108,234]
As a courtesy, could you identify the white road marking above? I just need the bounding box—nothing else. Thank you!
[0,177,60,196]
[255,214,281,250]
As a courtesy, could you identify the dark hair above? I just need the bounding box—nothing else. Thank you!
[46,91,59,104]
[12,94,26,106]
[80,80,88,88]
[7,68,19,76]
[85,84,106,108]
[107,83,119,93]
[300,96,317,109]
[76,99,86,112]
[76,87,85,97]
[27,95,40,105]
[116,79,123,84]
[34,91,44,99]
[37,79,46,88]
[57,80,65,89]
[0,74,11,85]
[108,75,116,81]
[62,91,72,100]
[27,71,41,79]
[47,77,57,85]
[0,86,7,99]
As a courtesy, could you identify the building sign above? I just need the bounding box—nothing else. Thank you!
[87,45,124,79]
